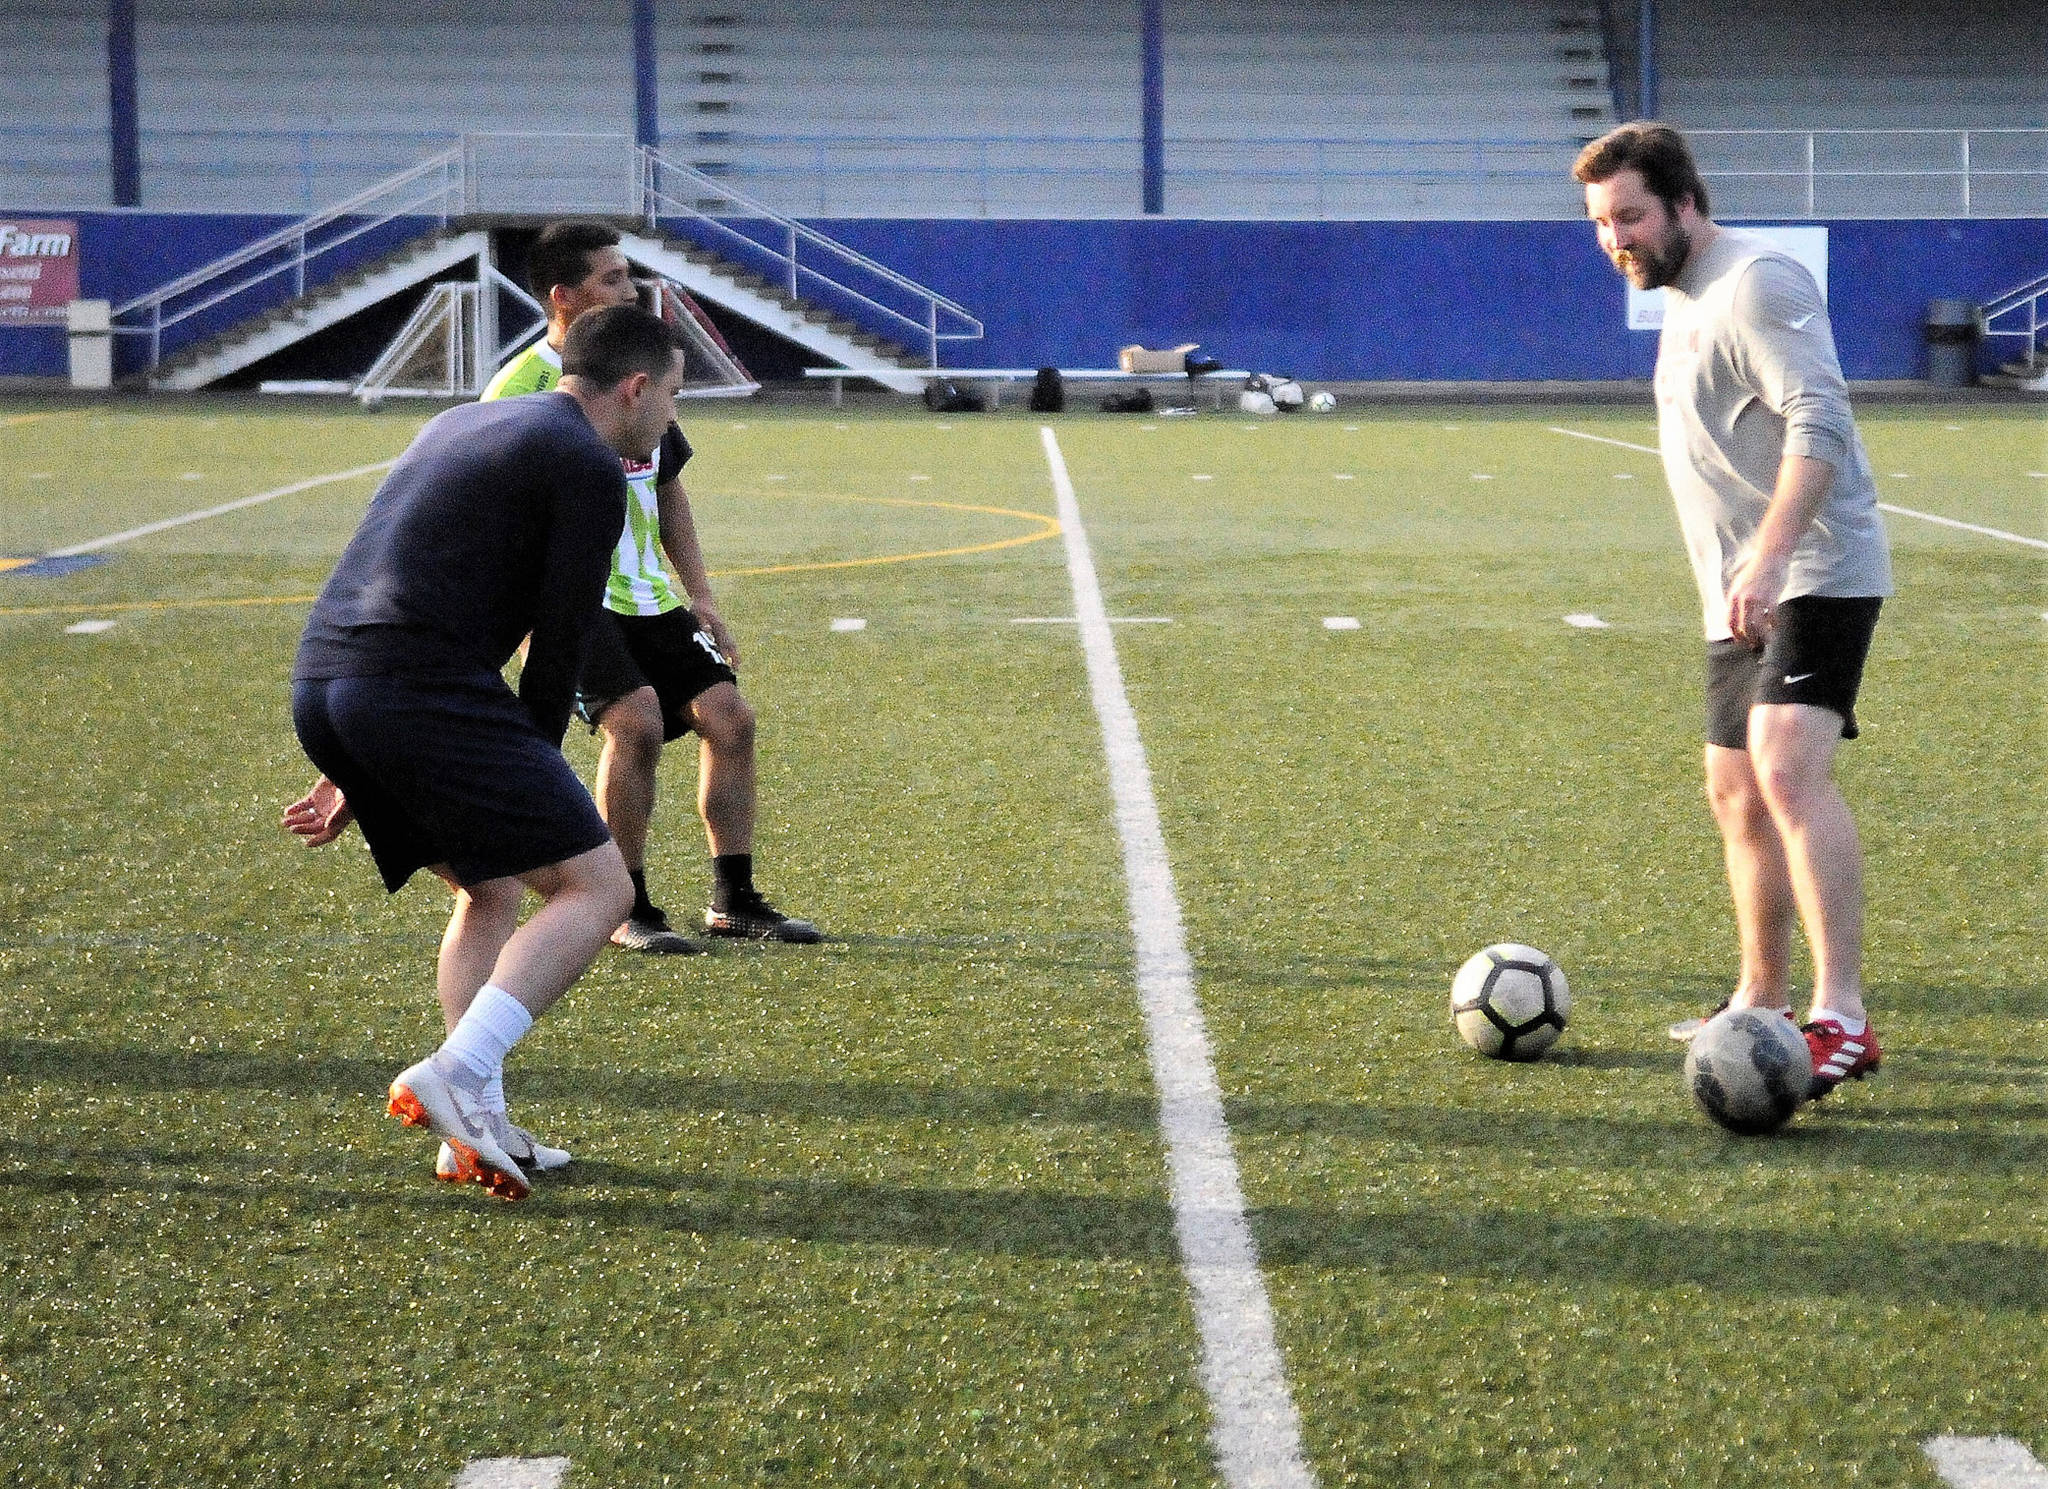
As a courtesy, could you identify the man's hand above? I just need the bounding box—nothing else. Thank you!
[696,602,740,671]
[281,775,354,847]
[1724,549,1789,648]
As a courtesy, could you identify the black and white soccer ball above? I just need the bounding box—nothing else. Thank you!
[1683,1007,1813,1135]
[1450,944,1570,1061]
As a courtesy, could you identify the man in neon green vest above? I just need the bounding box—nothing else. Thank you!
[483,220,819,952]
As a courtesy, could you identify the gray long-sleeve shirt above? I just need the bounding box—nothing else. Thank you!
[1653,226,1893,640]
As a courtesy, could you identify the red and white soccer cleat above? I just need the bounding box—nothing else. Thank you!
[1802,1018,1882,1098]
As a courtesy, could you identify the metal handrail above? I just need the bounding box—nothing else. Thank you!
[1688,129,2047,219]
[99,134,981,374]
[1980,269,2048,358]
[112,146,462,317]
[1981,268,2048,321]
[110,146,464,369]
[637,145,981,365]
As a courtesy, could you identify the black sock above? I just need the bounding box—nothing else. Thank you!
[629,869,659,922]
[711,854,754,912]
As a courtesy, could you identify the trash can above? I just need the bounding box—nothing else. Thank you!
[1924,298,1979,388]
[67,298,113,390]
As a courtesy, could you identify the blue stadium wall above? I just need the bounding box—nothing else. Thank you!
[2,213,2043,381]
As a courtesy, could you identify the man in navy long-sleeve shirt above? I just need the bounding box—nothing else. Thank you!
[284,304,687,1201]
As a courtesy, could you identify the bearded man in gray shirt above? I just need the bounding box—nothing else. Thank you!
[1575,122,1893,1099]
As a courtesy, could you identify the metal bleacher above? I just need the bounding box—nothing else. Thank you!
[1660,0,2047,133]
[3,0,109,208]
[1,0,2039,223]
[681,0,1613,220]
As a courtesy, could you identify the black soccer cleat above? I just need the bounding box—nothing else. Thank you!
[704,891,823,944]
[612,908,707,955]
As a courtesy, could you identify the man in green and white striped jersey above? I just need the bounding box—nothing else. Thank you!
[483,220,820,952]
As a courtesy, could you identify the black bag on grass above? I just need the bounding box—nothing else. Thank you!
[923,378,986,414]
[1028,367,1065,412]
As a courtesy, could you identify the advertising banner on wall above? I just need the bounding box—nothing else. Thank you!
[0,219,82,324]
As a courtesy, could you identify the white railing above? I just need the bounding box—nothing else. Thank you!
[1979,268,2048,365]
[15,124,2048,224]
[101,132,981,375]
[111,146,465,369]
[636,146,982,367]
[1689,129,2048,219]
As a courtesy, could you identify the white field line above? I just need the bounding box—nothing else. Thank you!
[1039,426,1316,1489]
[452,1457,571,1489]
[1546,426,2048,552]
[1877,502,2048,552]
[1010,615,1175,625]
[44,459,397,558]
[1923,1436,2048,1488]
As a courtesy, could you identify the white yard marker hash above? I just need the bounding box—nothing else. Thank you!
[1923,1436,2048,1488]
[1039,426,1317,1489]
[453,1458,571,1489]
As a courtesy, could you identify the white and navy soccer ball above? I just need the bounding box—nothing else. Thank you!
[1451,944,1570,1061]
[1308,389,1338,412]
[1683,1008,1812,1135]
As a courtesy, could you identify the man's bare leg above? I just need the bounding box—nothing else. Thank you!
[1747,703,1867,1022]
[390,842,632,1195]
[593,686,699,952]
[595,686,663,880]
[690,681,756,856]
[1704,743,1797,1012]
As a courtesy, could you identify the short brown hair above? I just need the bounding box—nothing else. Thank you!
[528,220,621,297]
[1573,122,1711,218]
[560,304,684,388]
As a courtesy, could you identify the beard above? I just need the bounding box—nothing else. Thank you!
[1611,220,1692,290]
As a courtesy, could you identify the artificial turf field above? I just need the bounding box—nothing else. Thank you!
[0,394,2042,1487]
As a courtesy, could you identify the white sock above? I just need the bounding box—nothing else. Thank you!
[482,1071,506,1114]
[1813,1007,1867,1035]
[438,985,534,1082]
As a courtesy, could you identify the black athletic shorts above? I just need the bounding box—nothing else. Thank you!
[292,672,612,892]
[575,607,737,741]
[1703,595,1883,750]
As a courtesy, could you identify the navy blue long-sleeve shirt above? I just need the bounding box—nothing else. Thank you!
[293,393,627,745]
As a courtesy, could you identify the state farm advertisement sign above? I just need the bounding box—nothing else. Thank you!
[0,219,81,324]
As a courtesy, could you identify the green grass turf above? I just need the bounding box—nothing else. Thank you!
[0,396,2042,1486]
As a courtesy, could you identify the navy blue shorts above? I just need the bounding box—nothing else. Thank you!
[1704,595,1882,750]
[292,672,611,892]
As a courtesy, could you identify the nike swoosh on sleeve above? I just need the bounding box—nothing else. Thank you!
[1789,313,1816,330]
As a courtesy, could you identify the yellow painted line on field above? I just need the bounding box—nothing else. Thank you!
[711,494,1061,577]
[0,557,31,574]
[1,494,1060,615]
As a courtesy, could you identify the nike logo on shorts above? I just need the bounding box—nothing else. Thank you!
[1782,672,1816,686]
